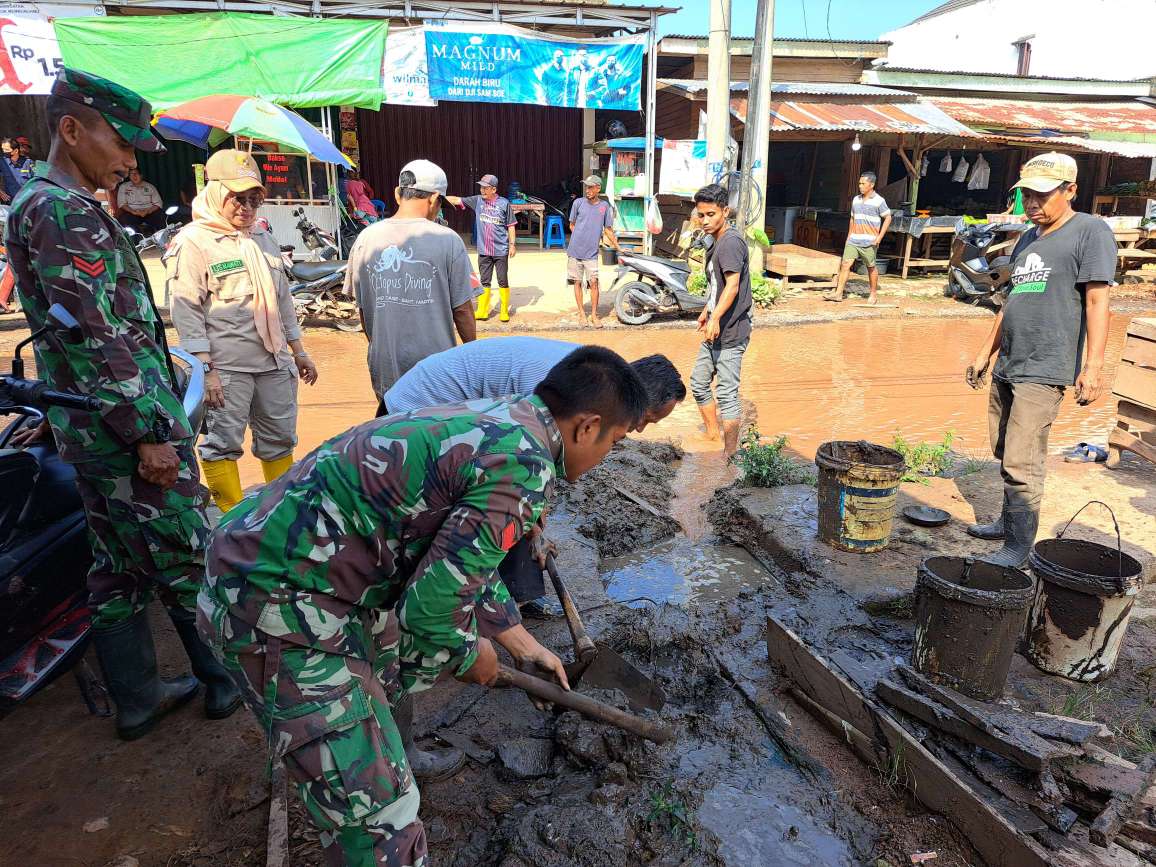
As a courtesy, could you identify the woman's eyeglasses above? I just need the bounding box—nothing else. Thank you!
[230,194,265,209]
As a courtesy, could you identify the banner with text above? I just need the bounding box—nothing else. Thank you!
[0,3,102,96]
[659,139,709,198]
[383,25,435,106]
[425,22,644,111]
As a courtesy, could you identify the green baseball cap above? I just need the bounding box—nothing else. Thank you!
[51,68,165,154]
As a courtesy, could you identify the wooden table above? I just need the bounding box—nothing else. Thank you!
[896,225,955,279]
[510,202,546,248]
[765,244,843,291]
[1107,317,1156,468]
[1113,227,1156,271]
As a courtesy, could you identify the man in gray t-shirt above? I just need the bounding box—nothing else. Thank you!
[346,159,481,405]
[566,175,619,328]
[965,152,1115,568]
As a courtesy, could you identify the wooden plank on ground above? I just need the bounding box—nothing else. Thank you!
[766,615,1062,867]
[895,666,1084,763]
[1093,757,1156,846]
[1122,341,1156,370]
[1114,363,1156,407]
[612,484,666,520]
[877,679,1065,772]
[947,742,1079,834]
[931,744,1049,836]
[1127,318,1156,343]
[1109,426,1156,465]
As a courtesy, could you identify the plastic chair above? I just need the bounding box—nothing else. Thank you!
[544,214,566,249]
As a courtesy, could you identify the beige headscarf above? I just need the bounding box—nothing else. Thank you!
[191,180,286,356]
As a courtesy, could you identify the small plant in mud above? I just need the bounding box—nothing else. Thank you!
[683,269,782,306]
[880,742,911,792]
[892,431,955,483]
[647,782,699,852]
[687,269,706,296]
[730,429,817,488]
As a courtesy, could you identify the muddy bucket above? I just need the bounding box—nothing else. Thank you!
[912,556,1034,700]
[815,441,906,553]
[1025,502,1144,682]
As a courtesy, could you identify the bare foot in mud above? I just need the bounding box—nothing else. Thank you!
[577,313,590,327]
[868,295,878,306]
[591,315,603,329]
[823,292,843,302]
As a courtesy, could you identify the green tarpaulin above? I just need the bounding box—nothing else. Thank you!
[55,13,387,110]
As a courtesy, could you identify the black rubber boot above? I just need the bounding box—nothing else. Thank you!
[93,610,200,741]
[168,607,243,720]
[982,509,1039,569]
[395,692,465,782]
[967,512,1005,540]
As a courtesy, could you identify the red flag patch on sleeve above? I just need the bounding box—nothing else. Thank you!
[72,256,107,278]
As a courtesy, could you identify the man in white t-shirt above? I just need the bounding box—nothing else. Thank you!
[828,172,892,305]
[115,168,166,234]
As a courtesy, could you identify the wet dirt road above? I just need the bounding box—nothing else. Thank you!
[277,314,1135,492]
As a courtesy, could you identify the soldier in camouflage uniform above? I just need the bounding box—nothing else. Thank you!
[4,69,241,739]
[199,346,649,866]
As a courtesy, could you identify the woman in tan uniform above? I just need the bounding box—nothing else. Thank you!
[168,150,319,512]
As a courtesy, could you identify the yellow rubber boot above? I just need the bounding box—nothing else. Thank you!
[499,287,511,322]
[201,459,243,514]
[474,288,491,320]
[260,453,294,483]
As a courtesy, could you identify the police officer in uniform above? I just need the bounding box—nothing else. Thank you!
[4,69,241,739]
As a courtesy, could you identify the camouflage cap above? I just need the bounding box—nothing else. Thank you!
[51,68,164,154]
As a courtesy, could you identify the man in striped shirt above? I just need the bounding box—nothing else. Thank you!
[447,173,518,322]
[828,172,892,305]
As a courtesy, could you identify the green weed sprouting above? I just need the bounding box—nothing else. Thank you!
[730,429,817,488]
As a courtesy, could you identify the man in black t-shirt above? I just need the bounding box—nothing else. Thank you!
[965,152,1115,567]
[689,183,753,456]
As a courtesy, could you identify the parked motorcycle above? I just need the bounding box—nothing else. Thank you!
[0,305,205,709]
[291,207,342,261]
[611,248,707,326]
[287,259,360,333]
[125,205,183,257]
[945,218,1027,310]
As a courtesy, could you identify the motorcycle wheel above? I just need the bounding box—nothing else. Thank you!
[333,315,363,333]
[614,281,656,326]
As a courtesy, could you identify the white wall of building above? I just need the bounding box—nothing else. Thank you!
[881,0,1156,81]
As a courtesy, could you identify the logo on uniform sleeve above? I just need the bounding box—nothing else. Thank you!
[71,255,106,278]
[1010,251,1050,294]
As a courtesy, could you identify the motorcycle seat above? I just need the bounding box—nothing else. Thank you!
[621,253,691,273]
[290,260,347,282]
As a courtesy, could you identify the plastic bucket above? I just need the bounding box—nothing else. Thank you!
[815,441,906,553]
[600,247,618,266]
[1025,502,1144,682]
[912,556,1035,700]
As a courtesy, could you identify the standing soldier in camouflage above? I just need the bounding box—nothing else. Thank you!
[199,346,649,866]
[4,69,241,739]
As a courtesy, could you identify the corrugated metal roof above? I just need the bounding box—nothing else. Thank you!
[909,0,985,25]
[658,79,917,98]
[730,96,978,136]
[877,67,1149,85]
[931,97,1156,135]
[991,135,1156,159]
[663,35,890,44]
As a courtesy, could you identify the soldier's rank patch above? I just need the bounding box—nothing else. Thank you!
[72,256,107,278]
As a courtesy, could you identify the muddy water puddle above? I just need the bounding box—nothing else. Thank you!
[601,536,769,607]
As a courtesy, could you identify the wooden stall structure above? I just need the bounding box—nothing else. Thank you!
[1107,317,1156,469]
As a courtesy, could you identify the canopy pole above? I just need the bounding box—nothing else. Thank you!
[643,11,657,255]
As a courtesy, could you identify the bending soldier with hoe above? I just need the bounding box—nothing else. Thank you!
[198,346,649,865]
[4,69,241,739]
[966,152,1115,566]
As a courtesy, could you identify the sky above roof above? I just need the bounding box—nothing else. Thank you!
[647,0,942,40]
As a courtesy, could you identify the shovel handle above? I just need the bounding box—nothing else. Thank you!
[496,664,674,744]
[544,554,597,663]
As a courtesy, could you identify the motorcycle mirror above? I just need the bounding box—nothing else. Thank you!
[46,304,84,344]
[165,205,179,216]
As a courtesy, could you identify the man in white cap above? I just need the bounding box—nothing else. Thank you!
[966,152,1116,567]
[346,159,481,412]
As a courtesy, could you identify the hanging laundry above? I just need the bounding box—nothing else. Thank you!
[920,154,929,177]
[939,152,953,173]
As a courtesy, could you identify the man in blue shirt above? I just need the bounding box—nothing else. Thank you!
[567,175,620,328]
[448,173,519,322]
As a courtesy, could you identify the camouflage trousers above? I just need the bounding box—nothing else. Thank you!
[197,593,428,867]
[73,440,211,629]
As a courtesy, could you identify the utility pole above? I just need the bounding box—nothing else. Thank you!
[706,0,732,182]
[737,0,774,273]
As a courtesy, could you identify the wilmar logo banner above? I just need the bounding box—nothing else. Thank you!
[425,22,645,111]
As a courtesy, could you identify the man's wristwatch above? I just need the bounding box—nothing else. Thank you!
[202,359,214,372]
[140,417,172,445]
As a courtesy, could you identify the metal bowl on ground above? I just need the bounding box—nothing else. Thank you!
[902,505,950,527]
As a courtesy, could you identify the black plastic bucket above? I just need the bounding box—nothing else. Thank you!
[911,556,1035,700]
[1025,502,1144,682]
